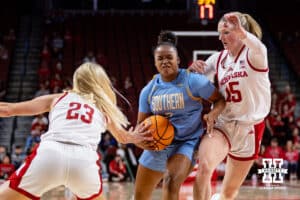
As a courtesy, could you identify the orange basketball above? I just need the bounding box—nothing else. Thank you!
[142,115,175,151]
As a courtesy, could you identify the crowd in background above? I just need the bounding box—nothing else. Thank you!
[0,12,300,183]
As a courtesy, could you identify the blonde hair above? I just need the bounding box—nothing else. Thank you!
[221,12,263,40]
[71,62,129,129]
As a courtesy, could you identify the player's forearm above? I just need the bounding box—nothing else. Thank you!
[241,32,266,55]
[0,102,12,117]
[1,102,48,117]
[107,124,128,144]
[210,97,226,118]
[207,89,226,119]
[108,121,138,144]
[1,94,59,117]
[0,102,31,117]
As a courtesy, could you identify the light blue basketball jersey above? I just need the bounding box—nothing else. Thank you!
[139,68,216,140]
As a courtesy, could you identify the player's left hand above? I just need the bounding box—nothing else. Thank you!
[224,13,247,40]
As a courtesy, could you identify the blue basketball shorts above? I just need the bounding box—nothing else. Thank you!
[139,137,200,172]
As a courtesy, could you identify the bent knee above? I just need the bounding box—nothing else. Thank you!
[163,172,182,190]
[197,160,214,178]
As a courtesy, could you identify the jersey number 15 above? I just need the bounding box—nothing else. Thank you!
[225,81,242,102]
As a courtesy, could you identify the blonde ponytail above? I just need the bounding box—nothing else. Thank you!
[72,62,129,129]
[243,14,262,40]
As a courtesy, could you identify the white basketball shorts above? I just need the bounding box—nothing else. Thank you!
[214,119,265,160]
[9,140,102,199]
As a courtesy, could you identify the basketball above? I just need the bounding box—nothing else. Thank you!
[142,115,175,150]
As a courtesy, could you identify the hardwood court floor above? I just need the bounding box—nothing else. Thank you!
[41,180,300,200]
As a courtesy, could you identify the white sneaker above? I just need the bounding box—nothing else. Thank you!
[211,193,221,200]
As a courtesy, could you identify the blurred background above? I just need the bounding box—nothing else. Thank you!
[0,0,300,184]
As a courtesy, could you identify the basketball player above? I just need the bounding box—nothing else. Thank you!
[0,62,152,200]
[189,12,271,200]
[134,31,226,200]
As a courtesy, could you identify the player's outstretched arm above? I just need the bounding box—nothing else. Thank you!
[106,116,153,145]
[188,53,218,82]
[224,13,267,70]
[0,93,63,117]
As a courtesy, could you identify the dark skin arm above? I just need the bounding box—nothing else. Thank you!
[137,112,152,124]
[204,88,226,135]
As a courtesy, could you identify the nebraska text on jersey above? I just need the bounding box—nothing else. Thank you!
[220,71,248,86]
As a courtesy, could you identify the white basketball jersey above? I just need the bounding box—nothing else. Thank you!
[215,45,271,123]
[41,92,106,150]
